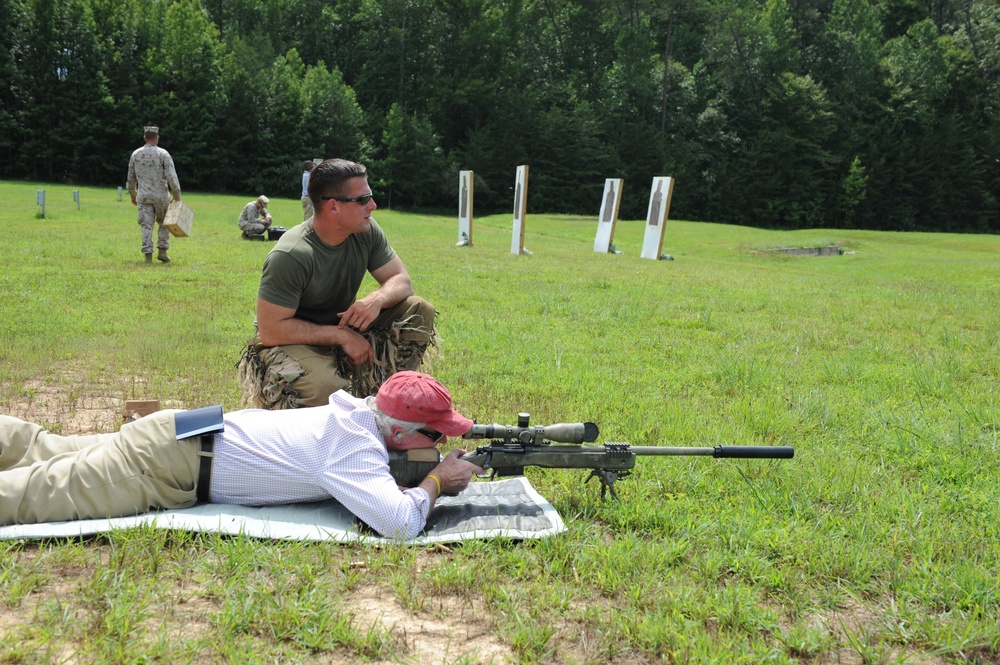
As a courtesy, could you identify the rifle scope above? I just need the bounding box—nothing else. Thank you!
[463,412,599,444]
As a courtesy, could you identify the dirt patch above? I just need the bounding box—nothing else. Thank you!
[810,598,953,665]
[347,585,512,664]
[0,557,513,665]
[7,382,124,433]
[4,368,182,434]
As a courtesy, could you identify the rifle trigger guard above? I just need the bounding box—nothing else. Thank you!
[475,449,494,479]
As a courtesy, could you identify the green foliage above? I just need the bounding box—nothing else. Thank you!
[746,72,838,228]
[299,60,367,163]
[883,19,951,122]
[150,0,226,182]
[378,102,448,209]
[839,155,868,227]
[0,0,997,231]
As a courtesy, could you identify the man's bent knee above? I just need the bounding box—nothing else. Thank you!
[282,345,351,406]
[407,296,436,331]
[378,296,436,342]
[289,371,351,406]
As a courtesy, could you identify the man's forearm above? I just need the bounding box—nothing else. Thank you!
[258,317,359,348]
[365,274,413,311]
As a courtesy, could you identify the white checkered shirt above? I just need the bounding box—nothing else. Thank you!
[209,391,431,539]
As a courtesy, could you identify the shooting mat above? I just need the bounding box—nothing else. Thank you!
[0,477,565,544]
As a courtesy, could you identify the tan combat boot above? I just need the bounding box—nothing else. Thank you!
[157,249,170,263]
[144,253,153,264]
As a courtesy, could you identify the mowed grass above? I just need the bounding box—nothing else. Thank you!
[1,180,999,664]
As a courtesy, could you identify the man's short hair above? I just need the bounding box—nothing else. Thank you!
[303,161,314,172]
[308,159,368,207]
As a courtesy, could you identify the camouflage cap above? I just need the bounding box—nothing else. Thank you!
[144,126,159,134]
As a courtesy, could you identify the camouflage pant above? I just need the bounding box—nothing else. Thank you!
[241,222,269,236]
[137,199,171,254]
[238,296,436,409]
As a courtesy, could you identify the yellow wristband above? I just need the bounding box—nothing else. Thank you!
[426,473,442,495]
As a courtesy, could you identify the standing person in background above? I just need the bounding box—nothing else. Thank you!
[301,161,315,220]
[238,195,272,238]
[127,126,181,264]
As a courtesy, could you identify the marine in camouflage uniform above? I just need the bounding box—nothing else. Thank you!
[238,158,436,409]
[127,126,181,263]
[238,196,272,237]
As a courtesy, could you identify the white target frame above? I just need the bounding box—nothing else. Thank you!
[458,170,473,246]
[640,177,675,260]
[593,178,624,253]
[511,165,529,255]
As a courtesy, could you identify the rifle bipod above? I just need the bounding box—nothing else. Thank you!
[586,468,632,500]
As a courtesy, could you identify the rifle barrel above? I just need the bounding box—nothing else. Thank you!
[630,445,794,459]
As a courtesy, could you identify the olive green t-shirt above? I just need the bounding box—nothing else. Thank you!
[257,219,396,326]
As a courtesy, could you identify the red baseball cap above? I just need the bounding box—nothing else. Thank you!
[376,371,473,437]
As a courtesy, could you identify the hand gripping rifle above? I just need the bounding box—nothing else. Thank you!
[388,413,794,499]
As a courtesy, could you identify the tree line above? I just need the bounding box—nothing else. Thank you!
[1,0,997,232]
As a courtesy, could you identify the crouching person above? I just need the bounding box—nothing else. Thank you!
[238,159,436,410]
[239,195,272,238]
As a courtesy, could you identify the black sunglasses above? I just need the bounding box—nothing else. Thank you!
[417,428,445,443]
[321,194,374,205]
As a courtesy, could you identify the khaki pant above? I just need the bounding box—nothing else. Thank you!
[301,196,314,221]
[281,296,434,406]
[245,296,435,408]
[0,411,200,525]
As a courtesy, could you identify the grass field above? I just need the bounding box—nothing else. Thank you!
[1,180,998,664]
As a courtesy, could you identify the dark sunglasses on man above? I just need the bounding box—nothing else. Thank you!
[417,428,445,443]
[321,194,373,205]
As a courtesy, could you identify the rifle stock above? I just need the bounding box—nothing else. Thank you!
[387,414,794,499]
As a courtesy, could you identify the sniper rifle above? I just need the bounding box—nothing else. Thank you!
[388,412,794,499]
